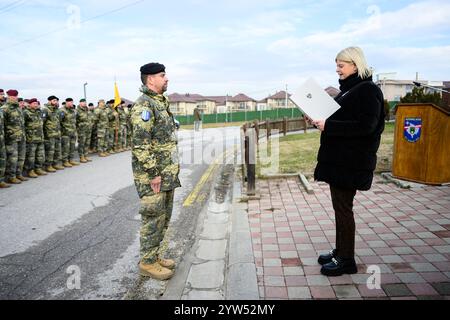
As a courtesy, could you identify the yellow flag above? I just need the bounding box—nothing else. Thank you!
[114,82,121,108]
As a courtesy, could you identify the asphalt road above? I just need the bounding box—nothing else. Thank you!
[0,127,241,300]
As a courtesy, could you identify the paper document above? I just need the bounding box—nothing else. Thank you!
[290,77,341,121]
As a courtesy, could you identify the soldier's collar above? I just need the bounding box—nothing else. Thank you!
[140,86,168,103]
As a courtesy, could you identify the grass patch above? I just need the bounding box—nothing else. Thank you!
[257,122,395,177]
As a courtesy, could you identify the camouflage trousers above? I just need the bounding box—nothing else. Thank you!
[107,128,115,151]
[127,126,133,148]
[0,138,5,183]
[116,126,127,149]
[97,128,107,153]
[77,130,90,158]
[44,137,62,167]
[5,138,26,179]
[61,135,76,162]
[90,126,98,152]
[25,142,45,171]
[140,190,175,264]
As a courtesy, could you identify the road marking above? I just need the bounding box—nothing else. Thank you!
[183,147,235,207]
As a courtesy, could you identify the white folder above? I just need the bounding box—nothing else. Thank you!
[290,77,341,121]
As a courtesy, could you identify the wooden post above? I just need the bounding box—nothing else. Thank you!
[246,128,256,195]
[241,127,246,179]
[254,120,260,144]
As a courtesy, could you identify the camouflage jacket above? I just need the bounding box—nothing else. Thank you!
[131,86,181,198]
[1,101,25,142]
[0,108,4,144]
[42,104,61,139]
[76,105,90,132]
[60,106,77,137]
[94,107,109,131]
[24,107,44,143]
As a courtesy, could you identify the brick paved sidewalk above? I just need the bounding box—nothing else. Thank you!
[247,177,450,300]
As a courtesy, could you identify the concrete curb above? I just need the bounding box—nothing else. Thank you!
[225,169,259,300]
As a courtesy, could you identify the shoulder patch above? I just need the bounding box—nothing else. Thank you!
[141,110,152,122]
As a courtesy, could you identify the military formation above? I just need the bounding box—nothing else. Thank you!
[0,88,133,189]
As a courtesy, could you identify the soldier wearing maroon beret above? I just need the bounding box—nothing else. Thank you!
[1,89,28,184]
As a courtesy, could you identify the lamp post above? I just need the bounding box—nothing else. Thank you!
[83,82,88,101]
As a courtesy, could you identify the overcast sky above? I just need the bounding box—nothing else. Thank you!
[0,0,449,103]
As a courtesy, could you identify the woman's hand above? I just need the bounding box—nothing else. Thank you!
[313,120,326,132]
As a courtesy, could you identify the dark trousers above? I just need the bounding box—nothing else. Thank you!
[330,186,357,259]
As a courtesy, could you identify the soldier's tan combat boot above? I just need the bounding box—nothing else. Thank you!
[0,182,11,188]
[46,166,57,173]
[54,164,65,170]
[85,156,93,162]
[157,258,176,270]
[139,262,174,280]
[35,169,48,176]
[7,177,22,184]
[28,170,39,179]
[63,161,73,168]
[17,175,29,182]
[99,152,108,158]
[80,157,88,164]
[69,160,80,166]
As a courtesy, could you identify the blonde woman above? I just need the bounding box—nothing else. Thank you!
[313,47,385,277]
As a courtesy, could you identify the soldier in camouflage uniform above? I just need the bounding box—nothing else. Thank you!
[1,90,28,184]
[131,63,181,281]
[117,101,128,152]
[76,99,92,163]
[105,101,114,154]
[88,103,97,154]
[17,98,28,180]
[94,100,109,157]
[126,104,133,150]
[60,98,79,167]
[43,96,64,173]
[24,99,47,178]
[0,101,11,188]
[0,89,6,107]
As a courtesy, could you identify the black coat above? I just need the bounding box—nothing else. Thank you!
[314,74,385,191]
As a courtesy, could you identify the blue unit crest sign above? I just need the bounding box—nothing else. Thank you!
[404,118,422,143]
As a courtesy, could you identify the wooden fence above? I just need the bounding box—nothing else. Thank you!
[241,117,314,195]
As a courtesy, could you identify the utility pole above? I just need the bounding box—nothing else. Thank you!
[83,82,88,101]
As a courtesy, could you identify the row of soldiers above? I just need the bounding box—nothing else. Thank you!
[0,88,133,189]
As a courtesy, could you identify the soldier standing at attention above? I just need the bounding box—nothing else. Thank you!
[16,98,28,181]
[117,101,127,152]
[125,104,133,150]
[76,99,92,163]
[95,100,109,158]
[23,98,47,178]
[131,63,181,280]
[0,101,10,188]
[105,100,116,155]
[88,103,97,154]
[42,96,65,173]
[60,98,80,168]
[1,90,28,184]
[0,89,6,107]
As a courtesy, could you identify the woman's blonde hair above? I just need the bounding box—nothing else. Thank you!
[336,47,372,79]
